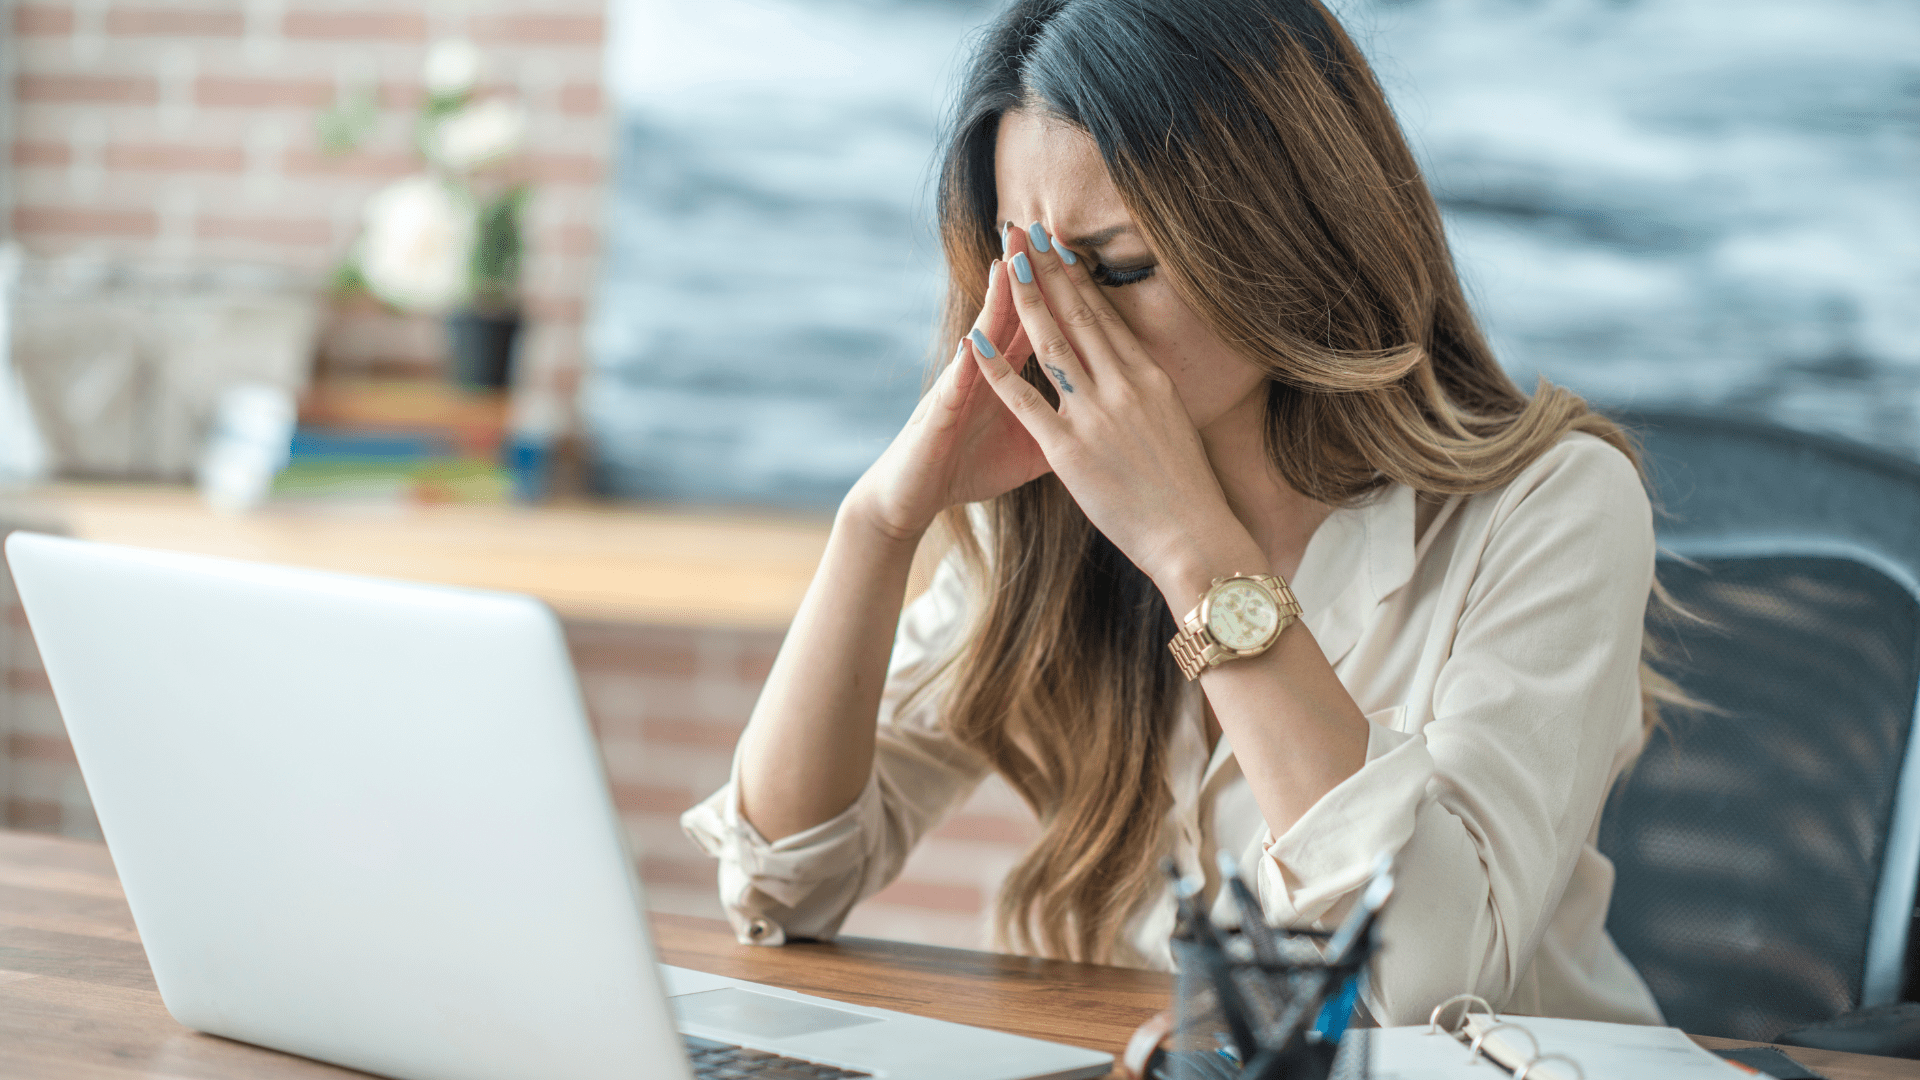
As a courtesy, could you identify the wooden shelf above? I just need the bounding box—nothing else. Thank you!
[0,484,834,630]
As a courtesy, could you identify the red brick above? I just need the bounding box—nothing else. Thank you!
[195,75,331,108]
[106,6,245,35]
[4,664,56,691]
[641,717,745,752]
[735,641,781,685]
[641,856,716,889]
[105,142,246,172]
[932,813,1039,846]
[570,638,698,678]
[282,9,425,41]
[613,782,695,815]
[7,733,77,764]
[557,83,602,115]
[17,74,159,105]
[373,81,430,111]
[471,13,603,46]
[525,154,603,185]
[197,215,333,245]
[15,205,160,237]
[282,148,416,178]
[870,879,983,914]
[13,3,74,34]
[2,664,50,691]
[5,799,64,832]
[12,140,72,167]
[584,707,638,742]
[525,294,585,322]
[539,223,599,257]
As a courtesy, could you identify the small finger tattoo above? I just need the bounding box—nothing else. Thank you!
[1044,363,1076,393]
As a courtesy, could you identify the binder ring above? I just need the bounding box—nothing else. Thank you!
[1516,1052,1585,1080]
[1466,1022,1537,1066]
[1427,994,1497,1035]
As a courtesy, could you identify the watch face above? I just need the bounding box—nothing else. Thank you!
[1207,579,1281,651]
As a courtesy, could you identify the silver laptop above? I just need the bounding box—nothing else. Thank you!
[5,532,1110,1080]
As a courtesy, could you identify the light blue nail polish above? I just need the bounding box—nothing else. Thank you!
[1059,246,1078,265]
[1011,251,1033,284]
[969,328,996,358]
[1001,225,1011,255]
[1027,223,1051,253]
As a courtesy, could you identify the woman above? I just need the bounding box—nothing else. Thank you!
[684,0,1668,1026]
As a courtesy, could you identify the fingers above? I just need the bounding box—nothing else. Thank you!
[1035,225,1158,375]
[969,323,1064,439]
[924,339,974,432]
[1004,228,1095,400]
[974,256,1032,370]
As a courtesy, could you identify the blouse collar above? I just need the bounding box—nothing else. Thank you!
[1289,482,1419,668]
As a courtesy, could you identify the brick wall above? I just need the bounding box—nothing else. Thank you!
[6,0,608,399]
[0,569,1040,951]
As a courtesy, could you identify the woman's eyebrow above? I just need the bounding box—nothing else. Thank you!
[1068,224,1132,249]
[1000,221,1135,249]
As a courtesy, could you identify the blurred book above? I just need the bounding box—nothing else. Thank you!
[279,379,512,505]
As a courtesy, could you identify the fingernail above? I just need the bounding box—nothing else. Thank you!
[1001,225,1012,255]
[969,328,996,359]
[1027,223,1051,253]
[1011,251,1032,284]
[1059,246,1078,265]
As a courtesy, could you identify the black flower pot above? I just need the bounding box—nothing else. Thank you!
[445,309,521,390]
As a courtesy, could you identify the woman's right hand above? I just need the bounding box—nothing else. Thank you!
[844,258,1050,541]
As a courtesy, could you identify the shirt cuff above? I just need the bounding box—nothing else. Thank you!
[681,769,884,905]
[1256,707,1433,925]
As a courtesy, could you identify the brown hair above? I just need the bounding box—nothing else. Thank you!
[924,0,1671,964]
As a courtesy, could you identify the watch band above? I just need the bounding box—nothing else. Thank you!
[1167,573,1303,681]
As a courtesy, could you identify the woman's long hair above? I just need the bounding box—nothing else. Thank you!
[925,0,1672,965]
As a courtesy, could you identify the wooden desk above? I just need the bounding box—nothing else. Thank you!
[0,483,835,629]
[2,829,1913,1079]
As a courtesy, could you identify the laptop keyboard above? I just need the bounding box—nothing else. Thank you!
[682,1033,872,1079]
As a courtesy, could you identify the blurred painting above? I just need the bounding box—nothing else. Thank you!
[1363,0,1920,449]
[587,0,997,507]
[588,0,1920,508]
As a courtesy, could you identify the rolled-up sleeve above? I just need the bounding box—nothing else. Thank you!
[1250,437,1655,1023]
[681,553,990,946]
[1254,710,1429,919]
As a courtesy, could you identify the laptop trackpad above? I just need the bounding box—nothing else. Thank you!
[672,987,884,1040]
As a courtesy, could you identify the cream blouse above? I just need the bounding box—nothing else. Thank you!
[683,432,1666,1027]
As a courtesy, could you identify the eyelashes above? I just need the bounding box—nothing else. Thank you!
[1090,262,1156,288]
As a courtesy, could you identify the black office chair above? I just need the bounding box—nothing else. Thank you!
[1597,411,1920,1053]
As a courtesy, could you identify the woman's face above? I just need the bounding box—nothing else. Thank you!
[992,108,1268,432]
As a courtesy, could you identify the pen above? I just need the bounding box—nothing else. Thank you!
[1164,859,1261,1064]
[1215,850,1280,965]
[1326,854,1395,963]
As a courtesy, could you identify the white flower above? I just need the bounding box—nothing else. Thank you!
[432,98,527,172]
[358,176,475,312]
[423,39,482,99]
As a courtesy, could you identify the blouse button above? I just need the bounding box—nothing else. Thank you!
[747,918,775,942]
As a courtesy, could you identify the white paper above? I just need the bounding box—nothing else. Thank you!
[1367,1015,1752,1080]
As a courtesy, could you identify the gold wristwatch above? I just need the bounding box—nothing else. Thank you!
[1167,573,1303,681]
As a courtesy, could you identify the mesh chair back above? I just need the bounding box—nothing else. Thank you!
[1597,413,1920,1041]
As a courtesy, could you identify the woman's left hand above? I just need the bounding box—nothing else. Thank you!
[969,225,1258,590]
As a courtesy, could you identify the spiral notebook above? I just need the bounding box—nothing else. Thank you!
[1365,1008,1759,1080]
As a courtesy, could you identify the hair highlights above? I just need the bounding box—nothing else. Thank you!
[927,0,1674,964]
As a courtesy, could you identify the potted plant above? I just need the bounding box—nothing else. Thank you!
[322,40,531,390]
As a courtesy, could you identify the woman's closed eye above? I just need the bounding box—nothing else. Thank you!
[1090,261,1156,288]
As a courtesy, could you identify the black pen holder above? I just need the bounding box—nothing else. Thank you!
[1156,928,1374,1080]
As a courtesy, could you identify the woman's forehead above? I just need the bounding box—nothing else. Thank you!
[993,109,1137,245]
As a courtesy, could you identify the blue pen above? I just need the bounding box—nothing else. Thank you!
[1314,971,1362,1042]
